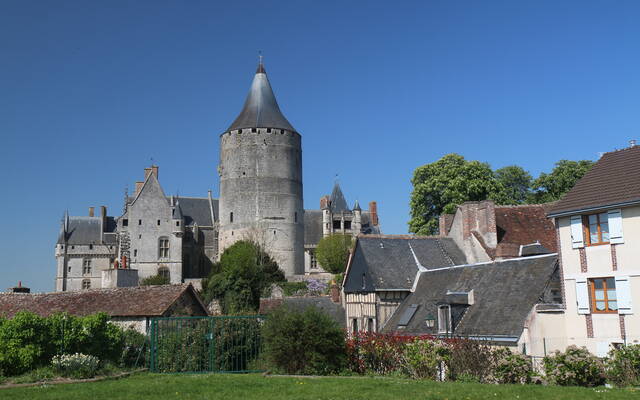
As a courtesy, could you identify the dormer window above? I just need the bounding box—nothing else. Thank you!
[437,305,452,334]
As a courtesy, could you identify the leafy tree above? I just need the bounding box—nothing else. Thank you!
[201,241,285,314]
[140,274,170,286]
[529,160,593,203]
[262,305,346,375]
[494,165,532,205]
[409,153,508,235]
[315,234,353,274]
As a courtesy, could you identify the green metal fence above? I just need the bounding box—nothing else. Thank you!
[149,316,266,373]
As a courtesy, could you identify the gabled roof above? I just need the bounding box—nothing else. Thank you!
[548,146,640,216]
[343,235,467,293]
[227,62,295,132]
[329,182,350,213]
[0,284,207,318]
[383,254,558,338]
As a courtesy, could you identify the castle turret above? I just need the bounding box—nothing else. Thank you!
[218,61,304,276]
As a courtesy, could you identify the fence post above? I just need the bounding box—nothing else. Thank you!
[149,319,156,372]
[209,318,215,372]
[543,337,547,356]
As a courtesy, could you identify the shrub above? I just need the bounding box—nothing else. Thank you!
[262,306,345,375]
[543,345,605,387]
[491,348,533,384]
[140,274,170,286]
[119,328,147,368]
[279,282,308,296]
[607,344,640,387]
[402,339,450,380]
[52,353,100,379]
[447,339,495,383]
[315,234,353,274]
[0,312,50,376]
[346,333,432,376]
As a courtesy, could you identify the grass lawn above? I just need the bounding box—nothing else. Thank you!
[1,372,639,400]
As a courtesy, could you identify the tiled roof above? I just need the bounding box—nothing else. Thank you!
[548,146,640,216]
[383,254,558,338]
[494,204,557,257]
[343,235,467,292]
[0,284,206,318]
[57,216,118,245]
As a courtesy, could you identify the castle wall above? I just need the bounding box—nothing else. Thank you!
[218,127,304,276]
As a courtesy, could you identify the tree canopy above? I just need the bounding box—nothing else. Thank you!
[201,240,285,314]
[409,154,594,235]
[315,234,353,274]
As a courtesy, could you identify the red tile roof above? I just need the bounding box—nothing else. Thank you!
[494,204,557,257]
[0,284,206,318]
[548,146,640,216]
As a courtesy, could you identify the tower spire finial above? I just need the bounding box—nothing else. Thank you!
[256,51,266,74]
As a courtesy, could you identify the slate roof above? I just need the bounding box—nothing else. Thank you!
[548,146,640,216]
[304,210,323,245]
[0,284,207,318]
[57,216,117,245]
[343,235,467,293]
[494,205,557,257]
[177,197,218,226]
[259,296,346,327]
[382,254,558,338]
[329,182,350,213]
[227,62,295,132]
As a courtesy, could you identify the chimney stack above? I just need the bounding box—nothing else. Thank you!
[135,181,144,195]
[320,195,330,209]
[151,165,159,179]
[88,207,95,217]
[330,284,340,303]
[144,167,152,179]
[368,201,379,226]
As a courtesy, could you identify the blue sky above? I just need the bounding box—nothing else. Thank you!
[1,1,639,292]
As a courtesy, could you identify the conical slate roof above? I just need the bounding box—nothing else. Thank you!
[330,182,349,213]
[227,62,295,132]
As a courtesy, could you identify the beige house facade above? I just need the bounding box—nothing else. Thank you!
[548,145,640,356]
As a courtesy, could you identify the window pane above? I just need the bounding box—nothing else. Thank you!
[595,301,606,311]
[588,214,598,224]
[594,290,605,300]
[609,301,618,310]
[606,278,616,289]
[601,227,609,242]
[593,279,604,289]
[607,289,617,300]
[590,231,599,243]
[599,213,608,224]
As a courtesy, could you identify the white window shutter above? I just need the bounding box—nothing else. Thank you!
[576,279,590,314]
[616,276,632,314]
[608,209,624,244]
[570,216,584,249]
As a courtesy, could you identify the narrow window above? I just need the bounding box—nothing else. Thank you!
[82,259,92,275]
[267,128,271,133]
[61,245,64,250]
[67,265,71,273]
[438,305,451,334]
[82,279,91,290]
[251,128,257,133]
[589,277,618,313]
[157,219,160,226]
[138,219,142,225]
[176,221,180,227]
[310,250,318,269]
[294,212,298,223]
[71,245,75,249]
[134,249,138,257]
[89,244,93,250]
[361,273,366,290]
[159,237,170,258]
[230,212,234,223]
[123,219,128,227]
[584,213,610,245]
[352,318,358,334]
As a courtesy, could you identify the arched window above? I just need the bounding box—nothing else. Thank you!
[158,237,169,258]
[82,279,91,290]
[158,267,170,280]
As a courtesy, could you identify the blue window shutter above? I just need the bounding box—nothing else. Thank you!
[608,209,624,244]
[570,216,584,249]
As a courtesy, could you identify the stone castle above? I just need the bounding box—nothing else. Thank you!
[55,61,380,291]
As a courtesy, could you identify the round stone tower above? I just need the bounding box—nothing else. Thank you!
[218,61,304,276]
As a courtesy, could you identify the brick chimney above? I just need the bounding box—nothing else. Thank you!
[151,165,159,179]
[330,284,340,303]
[88,207,95,217]
[8,281,30,294]
[320,195,330,209]
[439,214,454,236]
[100,206,107,233]
[368,201,379,226]
[144,167,152,179]
[135,181,144,195]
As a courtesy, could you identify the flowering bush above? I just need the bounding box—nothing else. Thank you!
[347,333,420,375]
[402,339,450,379]
[306,279,328,295]
[52,353,100,378]
[543,345,605,387]
[491,348,533,384]
[606,344,640,387]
